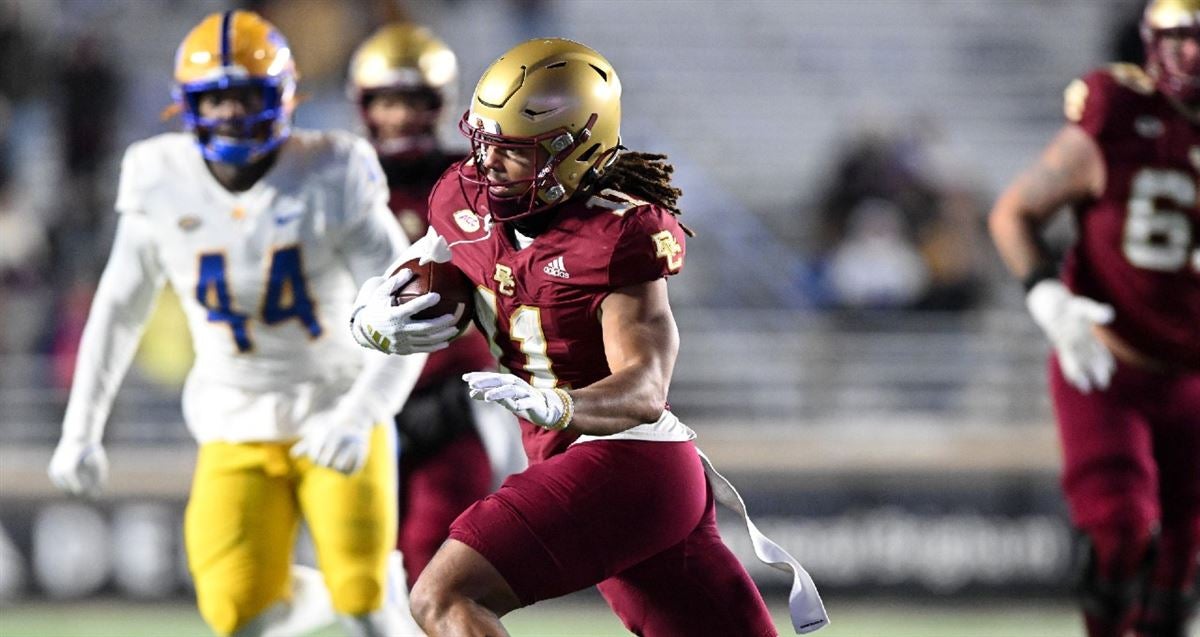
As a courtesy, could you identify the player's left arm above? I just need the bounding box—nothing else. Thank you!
[988,123,1105,283]
[566,278,677,435]
[462,278,677,435]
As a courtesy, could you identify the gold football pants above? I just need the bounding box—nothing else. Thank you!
[183,426,397,635]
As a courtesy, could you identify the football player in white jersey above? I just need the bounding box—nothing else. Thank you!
[47,11,448,637]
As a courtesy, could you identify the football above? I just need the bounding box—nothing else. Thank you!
[389,258,476,335]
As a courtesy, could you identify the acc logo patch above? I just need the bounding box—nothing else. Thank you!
[454,209,481,232]
[178,215,202,231]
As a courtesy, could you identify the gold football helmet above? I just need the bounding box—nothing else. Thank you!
[348,23,457,160]
[458,38,622,221]
[172,10,297,165]
[1141,0,1200,103]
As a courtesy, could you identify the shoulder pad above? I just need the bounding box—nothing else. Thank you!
[1107,63,1155,95]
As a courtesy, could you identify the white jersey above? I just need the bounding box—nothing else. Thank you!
[62,130,414,443]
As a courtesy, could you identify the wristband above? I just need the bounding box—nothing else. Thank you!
[547,388,574,431]
[1022,263,1059,293]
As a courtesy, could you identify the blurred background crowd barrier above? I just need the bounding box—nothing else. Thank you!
[0,0,1150,607]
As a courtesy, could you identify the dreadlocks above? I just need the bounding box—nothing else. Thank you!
[595,151,695,236]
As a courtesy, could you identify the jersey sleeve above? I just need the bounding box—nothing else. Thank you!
[336,136,408,282]
[607,206,687,288]
[60,212,166,443]
[114,141,152,215]
[1064,66,1143,140]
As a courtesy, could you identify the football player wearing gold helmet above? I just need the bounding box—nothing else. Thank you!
[48,10,431,637]
[990,1,1200,635]
[347,23,525,593]
[349,38,828,637]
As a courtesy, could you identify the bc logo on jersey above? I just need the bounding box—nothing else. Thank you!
[494,264,516,296]
[651,230,683,272]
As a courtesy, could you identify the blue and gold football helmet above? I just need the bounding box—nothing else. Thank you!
[172,10,297,165]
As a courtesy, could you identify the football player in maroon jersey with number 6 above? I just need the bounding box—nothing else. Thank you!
[349,38,827,636]
[989,2,1200,635]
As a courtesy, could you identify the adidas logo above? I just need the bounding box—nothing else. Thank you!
[543,255,570,279]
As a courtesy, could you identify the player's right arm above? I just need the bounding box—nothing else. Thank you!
[50,143,166,496]
[49,211,165,496]
[988,123,1104,281]
[988,81,1116,393]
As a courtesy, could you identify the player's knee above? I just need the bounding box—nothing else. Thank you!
[329,573,384,616]
[192,565,288,636]
[197,591,255,636]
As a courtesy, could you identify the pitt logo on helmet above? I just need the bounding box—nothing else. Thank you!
[172,10,298,165]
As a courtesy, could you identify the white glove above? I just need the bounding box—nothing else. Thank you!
[1026,279,1116,393]
[290,407,374,475]
[463,372,572,431]
[349,270,460,355]
[48,439,109,497]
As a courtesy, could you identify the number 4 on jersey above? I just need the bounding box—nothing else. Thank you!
[196,246,322,352]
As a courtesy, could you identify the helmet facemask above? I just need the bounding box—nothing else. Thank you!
[347,23,458,163]
[458,110,611,222]
[176,77,293,165]
[358,87,444,161]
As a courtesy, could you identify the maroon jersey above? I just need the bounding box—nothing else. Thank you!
[428,164,688,462]
[1062,64,1200,369]
[384,154,495,390]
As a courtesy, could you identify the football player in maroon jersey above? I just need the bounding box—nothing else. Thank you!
[349,38,827,636]
[989,2,1200,635]
[347,23,524,591]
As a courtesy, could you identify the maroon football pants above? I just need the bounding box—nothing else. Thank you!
[449,439,776,637]
[398,430,492,589]
[1050,355,1200,636]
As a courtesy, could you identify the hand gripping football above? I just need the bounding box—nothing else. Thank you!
[390,258,476,336]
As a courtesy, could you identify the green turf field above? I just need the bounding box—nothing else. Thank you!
[0,596,1092,637]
